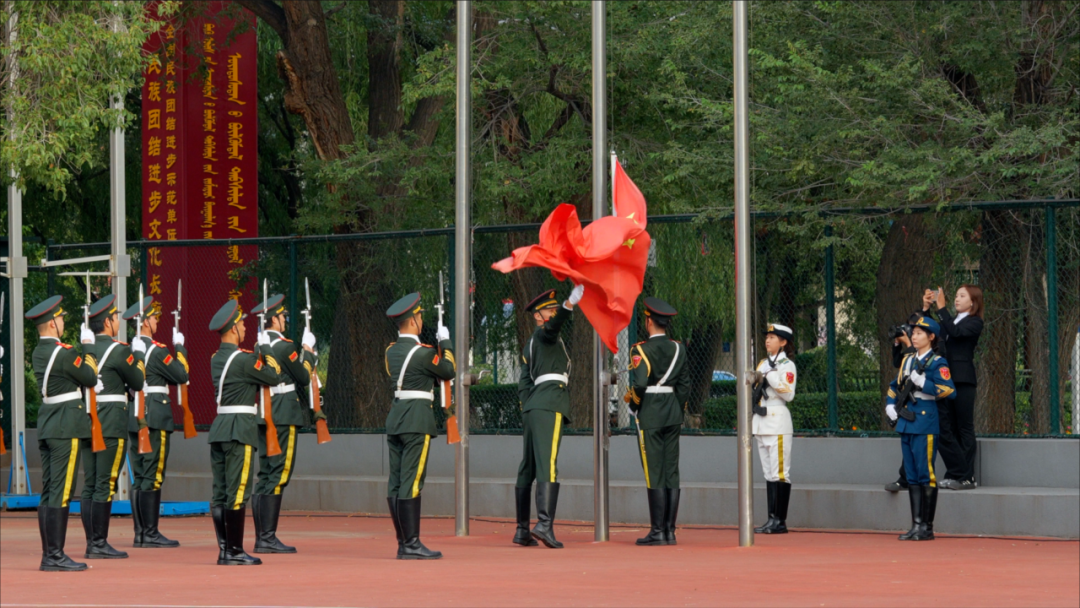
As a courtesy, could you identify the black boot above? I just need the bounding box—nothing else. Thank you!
[139,490,180,548]
[253,493,296,553]
[636,489,668,546]
[531,482,563,549]
[130,489,145,547]
[513,485,538,546]
[38,508,48,558]
[898,485,924,540]
[397,496,442,560]
[755,481,778,533]
[219,507,261,565]
[40,507,87,572]
[387,497,404,556]
[86,501,128,558]
[765,482,791,534]
[664,488,681,545]
[917,486,938,541]
[79,498,93,554]
[211,505,227,562]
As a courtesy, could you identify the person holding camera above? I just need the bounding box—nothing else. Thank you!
[885,316,956,541]
[922,285,983,490]
[884,314,920,493]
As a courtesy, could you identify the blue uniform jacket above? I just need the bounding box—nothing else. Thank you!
[887,351,956,435]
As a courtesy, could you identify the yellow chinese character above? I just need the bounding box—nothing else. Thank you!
[165,153,177,169]
[147,109,161,130]
[203,178,216,199]
[203,109,216,132]
[165,117,176,131]
[148,191,162,213]
[166,135,177,149]
[148,247,163,267]
[150,274,162,295]
[227,167,245,209]
[165,98,176,113]
[166,190,177,206]
[147,137,162,157]
[148,164,162,184]
[166,209,177,223]
[147,58,161,75]
[166,172,177,187]
[164,25,175,40]
[227,122,243,160]
[227,245,243,265]
[148,219,163,239]
[165,80,176,95]
[203,136,218,161]
[165,61,176,77]
[147,81,161,102]
[167,228,178,240]
[227,216,247,233]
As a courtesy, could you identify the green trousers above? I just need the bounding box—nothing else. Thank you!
[38,438,82,508]
[636,423,681,489]
[129,429,172,492]
[255,425,299,496]
[81,437,127,502]
[516,409,565,487]
[387,433,432,499]
[210,440,256,511]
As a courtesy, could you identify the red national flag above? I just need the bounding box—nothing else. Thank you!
[492,159,651,352]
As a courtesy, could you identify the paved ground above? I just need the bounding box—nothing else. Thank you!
[1,511,1077,607]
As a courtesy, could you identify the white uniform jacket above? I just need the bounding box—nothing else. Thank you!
[751,354,797,436]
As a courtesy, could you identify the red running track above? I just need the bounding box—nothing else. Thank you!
[1,512,1077,607]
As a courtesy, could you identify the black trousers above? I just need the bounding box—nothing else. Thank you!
[896,382,977,484]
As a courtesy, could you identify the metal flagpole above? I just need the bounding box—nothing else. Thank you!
[733,0,754,548]
[453,0,473,537]
[591,0,610,543]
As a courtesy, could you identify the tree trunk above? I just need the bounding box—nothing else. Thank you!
[976,210,1021,433]
[1022,214,1050,434]
[685,320,724,426]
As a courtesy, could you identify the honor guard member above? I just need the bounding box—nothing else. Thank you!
[752,324,798,535]
[208,299,282,565]
[384,293,455,560]
[27,296,97,571]
[81,294,143,559]
[514,284,583,549]
[624,297,689,546]
[248,294,321,554]
[885,316,955,541]
[123,296,188,548]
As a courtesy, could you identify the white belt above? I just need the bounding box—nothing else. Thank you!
[42,391,82,405]
[535,373,569,385]
[395,390,434,401]
[95,395,128,403]
[270,384,296,396]
[645,386,673,393]
[217,405,258,415]
[913,391,937,402]
[143,386,169,395]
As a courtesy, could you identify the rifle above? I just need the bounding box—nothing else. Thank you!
[258,279,282,457]
[172,279,196,439]
[887,356,926,427]
[1,292,5,454]
[84,272,106,453]
[135,283,152,454]
[302,277,331,444]
[435,271,459,445]
[750,353,778,417]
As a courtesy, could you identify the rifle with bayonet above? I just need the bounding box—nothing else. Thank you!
[887,356,926,427]
[84,273,106,453]
[172,279,196,439]
[135,283,153,454]
[435,271,459,444]
[258,279,282,457]
[750,353,778,418]
[302,277,331,444]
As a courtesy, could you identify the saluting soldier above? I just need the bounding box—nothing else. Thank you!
[384,293,455,560]
[123,296,188,548]
[624,297,689,546]
[513,284,583,549]
[26,296,96,572]
[81,294,143,559]
[248,294,321,554]
[752,323,798,535]
[207,299,281,565]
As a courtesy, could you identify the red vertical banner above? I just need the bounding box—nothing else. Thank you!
[142,2,258,425]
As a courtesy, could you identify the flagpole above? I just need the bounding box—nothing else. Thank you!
[454,0,473,537]
[733,0,754,548]
[591,0,610,543]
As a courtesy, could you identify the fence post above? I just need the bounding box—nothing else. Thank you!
[46,239,55,295]
[288,239,298,343]
[824,225,838,431]
[1046,205,1059,433]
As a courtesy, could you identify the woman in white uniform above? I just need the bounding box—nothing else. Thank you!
[752,323,797,534]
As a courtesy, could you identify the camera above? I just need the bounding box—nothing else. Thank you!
[888,313,922,341]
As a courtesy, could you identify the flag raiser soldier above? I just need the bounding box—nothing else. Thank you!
[248,293,321,554]
[752,323,798,535]
[624,297,690,546]
[207,299,282,566]
[384,293,456,560]
[513,284,584,549]
[123,295,189,548]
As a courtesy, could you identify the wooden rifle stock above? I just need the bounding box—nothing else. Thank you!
[179,384,196,439]
[263,385,282,456]
[0,427,6,455]
[88,391,106,453]
[137,391,152,454]
[444,380,460,444]
[311,371,331,444]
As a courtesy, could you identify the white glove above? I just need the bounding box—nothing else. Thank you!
[173,328,185,347]
[0,344,4,359]
[80,323,95,344]
[94,380,105,394]
[909,371,926,389]
[257,331,271,347]
[567,283,585,306]
[886,404,898,422]
[302,328,317,350]
[436,325,450,342]
[131,338,146,355]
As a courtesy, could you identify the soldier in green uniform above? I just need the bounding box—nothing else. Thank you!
[514,284,583,549]
[249,294,321,554]
[623,297,690,546]
[123,296,189,548]
[207,299,281,566]
[384,293,456,560]
[81,294,143,559]
[26,296,96,571]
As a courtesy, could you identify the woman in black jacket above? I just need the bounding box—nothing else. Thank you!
[924,285,984,490]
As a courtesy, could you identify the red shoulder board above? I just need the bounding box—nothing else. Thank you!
[112,339,129,346]
[72,356,83,367]
[153,340,167,348]
[241,348,253,353]
[126,354,135,365]
[632,341,646,347]
[163,354,174,365]
[421,343,435,349]
[940,367,951,380]
[289,351,298,362]
[254,359,264,370]
[59,342,73,349]
[281,337,293,343]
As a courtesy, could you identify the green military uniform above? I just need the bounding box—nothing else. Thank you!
[249,294,320,554]
[514,287,578,549]
[123,296,188,548]
[624,297,689,546]
[384,293,455,560]
[27,295,94,571]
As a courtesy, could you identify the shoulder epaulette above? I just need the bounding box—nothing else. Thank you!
[279,337,293,343]
[59,342,73,349]
[241,348,253,353]
[632,341,646,347]
[421,343,436,349]
[153,340,167,348]
[111,339,129,346]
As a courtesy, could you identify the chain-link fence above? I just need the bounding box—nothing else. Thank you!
[4,200,1076,439]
